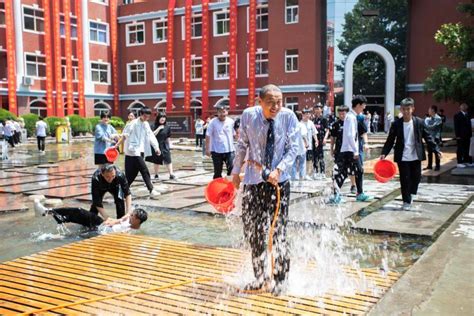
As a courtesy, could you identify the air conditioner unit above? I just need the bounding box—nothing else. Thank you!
[22,76,35,86]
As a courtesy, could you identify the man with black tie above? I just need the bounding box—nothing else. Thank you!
[232,84,299,295]
[380,98,442,211]
[453,103,473,167]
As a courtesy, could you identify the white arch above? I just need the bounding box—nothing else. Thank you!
[28,98,47,107]
[93,101,111,109]
[344,44,395,117]
[127,100,146,110]
[154,99,166,110]
[190,98,202,109]
[214,97,230,108]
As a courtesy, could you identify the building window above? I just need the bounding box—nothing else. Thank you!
[91,62,110,84]
[89,21,109,44]
[285,96,298,110]
[182,15,202,39]
[91,0,108,4]
[0,3,5,27]
[30,100,47,117]
[61,59,79,82]
[285,49,299,72]
[126,22,145,46]
[255,50,269,77]
[257,6,269,31]
[153,18,167,43]
[60,15,78,39]
[285,0,299,24]
[213,11,229,36]
[123,0,134,4]
[214,55,230,80]
[25,54,46,78]
[127,62,146,85]
[154,59,173,83]
[182,56,203,81]
[23,6,44,33]
[94,102,111,116]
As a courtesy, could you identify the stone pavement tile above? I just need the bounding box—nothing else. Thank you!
[289,195,370,225]
[0,174,66,187]
[163,173,214,186]
[0,193,28,213]
[25,183,90,199]
[0,171,40,179]
[14,165,96,175]
[290,180,329,194]
[394,183,473,205]
[340,179,400,199]
[134,186,207,209]
[0,176,90,194]
[354,200,460,236]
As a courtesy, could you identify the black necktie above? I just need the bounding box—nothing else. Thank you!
[264,119,274,172]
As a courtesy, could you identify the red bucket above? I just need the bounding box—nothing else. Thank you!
[374,159,397,183]
[205,178,236,214]
[104,147,119,163]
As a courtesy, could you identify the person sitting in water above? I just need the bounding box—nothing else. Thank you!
[34,200,148,233]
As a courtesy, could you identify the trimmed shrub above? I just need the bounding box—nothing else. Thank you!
[21,113,39,137]
[67,114,91,135]
[44,117,66,136]
[110,116,125,129]
[87,117,101,133]
[0,109,17,122]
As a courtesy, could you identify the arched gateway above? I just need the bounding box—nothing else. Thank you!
[344,44,395,117]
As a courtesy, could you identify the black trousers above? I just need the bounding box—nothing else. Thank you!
[195,134,204,147]
[6,136,14,148]
[332,151,363,195]
[313,144,325,173]
[427,137,441,168]
[90,189,126,219]
[242,181,290,285]
[37,136,46,151]
[397,160,421,204]
[50,207,104,229]
[211,151,234,179]
[457,137,472,164]
[13,131,20,144]
[125,154,153,192]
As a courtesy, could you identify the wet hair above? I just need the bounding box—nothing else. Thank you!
[430,105,438,113]
[133,208,148,224]
[401,98,415,107]
[139,107,152,116]
[259,84,282,99]
[155,113,167,127]
[351,95,367,108]
[100,111,111,119]
[337,105,349,112]
[295,111,303,121]
[100,163,116,173]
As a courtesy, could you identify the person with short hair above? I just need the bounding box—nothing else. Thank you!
[424,105,443,170]
[146,113,176,180]
[372,111,380,133]
[94,111,118,166]
[34,200,147,233]
[381,98,441,210]
[329,96,373,204]
[35,116,48,153]
[329,106,349,162]
[301,108,318,179]
[232,84,299,295]
[312,104,329,179]
[453,103,473,167]
[194,116,205,148]
[291,111,308,181]
[117,107,161,198]
[206,104,236,179]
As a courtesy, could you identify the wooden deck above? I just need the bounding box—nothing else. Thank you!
[0,234,400,315]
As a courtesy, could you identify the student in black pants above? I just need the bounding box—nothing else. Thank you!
[381,98,441,211]
[453,103,473,167]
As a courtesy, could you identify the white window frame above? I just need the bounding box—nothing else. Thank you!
[61,57,79,82]
[285,49,299,73]
[22,5,45,34]
[214,53,237,80]
[25,53,46,79]
[91,0,109,5]
[152,18,168,43]
[153,59,174,84]
[0,3,6,28]
[127,61,146,85]
[29,99,48,117]
[246,4,268,32]
[89,20,109,45]
[285,0,299,24]
[90,61,110,85]
[126,22,145,46]
[285,96,298,111]
[181,14,203,40]
[213,10,230,37]
[60,13,78,40]
[247,49,269,78]
[181,56,202,82]
[93,102,111,117]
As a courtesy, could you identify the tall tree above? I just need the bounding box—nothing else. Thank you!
[337,0,408,103]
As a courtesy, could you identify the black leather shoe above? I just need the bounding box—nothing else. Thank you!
[423,166,432,170]
[434,166,440,171]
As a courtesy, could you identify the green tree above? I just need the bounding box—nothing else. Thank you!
[424,4,474,105]
[337,0,408,103]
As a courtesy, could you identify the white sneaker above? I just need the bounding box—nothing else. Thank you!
[34,199,49,217]
[320,174,327,179]
[457,164,466,168]
[304,175,313,181]
[402,202,412,211]
[313,173,321,180]
[149,189,161,199]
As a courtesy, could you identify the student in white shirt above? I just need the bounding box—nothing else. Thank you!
[291,111,309,180]
[301,108,318,179]
[35,116,48,153]
[381,98,442,210]
[329,96,373,204]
